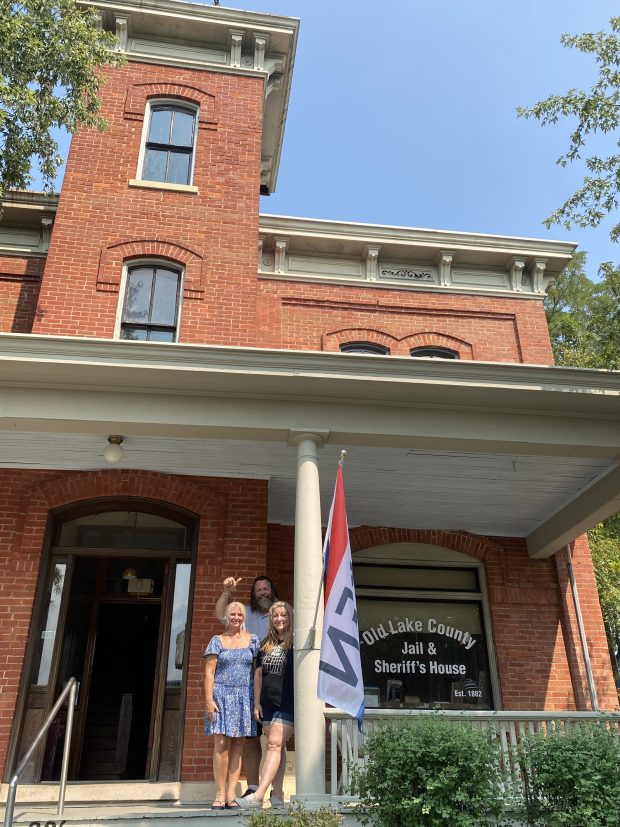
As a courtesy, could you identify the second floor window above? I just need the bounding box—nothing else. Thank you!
[411,346,459,359]
[340,342,389,355]
[121,264,181,342]
[142,104,197,185]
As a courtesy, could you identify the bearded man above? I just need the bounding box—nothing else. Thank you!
[214,574,279,797]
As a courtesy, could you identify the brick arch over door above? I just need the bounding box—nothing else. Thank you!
[4,470,229,783]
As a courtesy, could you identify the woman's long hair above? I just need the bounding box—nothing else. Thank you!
[261,601,293,653]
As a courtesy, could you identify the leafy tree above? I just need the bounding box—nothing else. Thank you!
[518,16,620,242]
[0,0,123,199]
[546,252,620,370]
[589,518,620,691]
[545,257,620,689]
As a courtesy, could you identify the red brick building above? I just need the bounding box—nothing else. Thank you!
[0,0,619,806]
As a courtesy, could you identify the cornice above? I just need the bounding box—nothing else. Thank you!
[0,334,619,418]
[82,0,300,32]
[258,214,577,297]
[259,214,577,264]
[1,191,59,211]
[0,191,57,255]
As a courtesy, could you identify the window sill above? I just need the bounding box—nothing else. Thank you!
[128,179,199,194]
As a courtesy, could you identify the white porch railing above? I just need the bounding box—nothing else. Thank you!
[326,709,620,799]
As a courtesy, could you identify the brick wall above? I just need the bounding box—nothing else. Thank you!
[0,464,616,786]
[0,255,44,333]
[0,468,268,783]
[33,62,264,346]
[23,57,554,365]
[264,467,617,712]
[256,279,555,364]
[266,525,618,712]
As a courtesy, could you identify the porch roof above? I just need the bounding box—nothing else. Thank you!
[0,332,619,559]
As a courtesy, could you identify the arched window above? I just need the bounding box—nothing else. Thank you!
[411,346,459,359]
[340,342,390,355]
[354,543,497,711]
[142,103,197,185]
[121,263,182,342]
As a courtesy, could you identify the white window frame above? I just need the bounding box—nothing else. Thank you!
[114,259,185,343]
[353,542,502,710]
[133,99,199,191]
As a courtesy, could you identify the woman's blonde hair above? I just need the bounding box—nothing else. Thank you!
[261,601,293,653]
[224,601,246,626]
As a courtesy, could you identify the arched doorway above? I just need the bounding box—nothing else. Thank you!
[16,501,196,782]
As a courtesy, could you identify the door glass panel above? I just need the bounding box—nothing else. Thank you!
[166,563,191,686]
[72,557,98,597]
[57,511,187,550]
[32,563,67,687]
[105,558,165,596]
[57,601,92,687]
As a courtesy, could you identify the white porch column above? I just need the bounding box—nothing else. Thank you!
[289,430,328,802]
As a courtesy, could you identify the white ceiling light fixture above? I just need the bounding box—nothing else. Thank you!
[103,435,124,464]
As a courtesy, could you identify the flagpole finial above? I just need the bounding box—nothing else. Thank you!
[339,450,347,465]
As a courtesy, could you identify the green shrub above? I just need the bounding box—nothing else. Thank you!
[518,722,620,826]
[350,717,505,827]
[247,802,343,827]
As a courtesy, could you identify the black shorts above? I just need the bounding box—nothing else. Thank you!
[249,723,263,738]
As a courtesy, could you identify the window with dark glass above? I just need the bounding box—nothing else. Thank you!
[142,104,197,185]
[120,264,181,342]
[411,346,459,359]
[355,563,493,710]
[340,342,390,355]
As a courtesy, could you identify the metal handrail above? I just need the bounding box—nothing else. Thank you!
[4,677,78,827]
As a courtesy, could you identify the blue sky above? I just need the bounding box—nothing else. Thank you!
[43,0,620,280]
[249,0,620,280]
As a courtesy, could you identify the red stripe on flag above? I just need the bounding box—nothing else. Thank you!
[324,466,349,604]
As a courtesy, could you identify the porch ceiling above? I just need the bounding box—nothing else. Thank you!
[1,333,619,559]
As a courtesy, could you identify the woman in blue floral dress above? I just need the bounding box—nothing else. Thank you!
[204,601,259,810]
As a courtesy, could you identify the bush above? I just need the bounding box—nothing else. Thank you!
[247,802,343,827]
[518,722,620,826]
[350,717,505,827]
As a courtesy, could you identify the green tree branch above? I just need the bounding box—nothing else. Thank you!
[0,0,124,200]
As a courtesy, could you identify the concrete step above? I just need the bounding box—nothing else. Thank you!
[4,801,348,827]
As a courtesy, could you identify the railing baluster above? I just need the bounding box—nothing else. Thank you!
[330,720,338,796]
[324,708,620,804]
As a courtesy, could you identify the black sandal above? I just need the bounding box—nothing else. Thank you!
[226,800,240,810]
[212,800,226,810]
